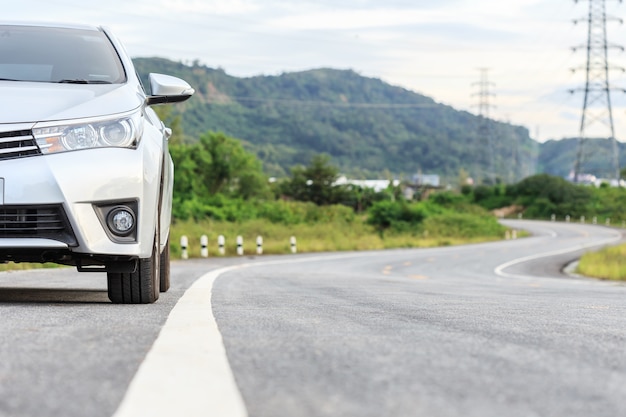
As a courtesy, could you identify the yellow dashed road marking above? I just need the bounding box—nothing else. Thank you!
[409,275,429,280]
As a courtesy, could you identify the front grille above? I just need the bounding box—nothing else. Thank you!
[0,130,41,161]
[0,205,77,246]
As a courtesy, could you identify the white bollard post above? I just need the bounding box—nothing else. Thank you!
[180,235,189,260]
[581,216,585,224]
[551,214,556,222]
[518,213,523,220]
[218,235,225,256]
[512,230,517,240]
[256,236,263,255]
[566,215,571,223]
[200,235,209,258]
[592,216,597,225]
[290,236,297,254]
[236,235,244,256]
[606,218,611,226]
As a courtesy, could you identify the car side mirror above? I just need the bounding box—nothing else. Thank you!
[146,73,195,105]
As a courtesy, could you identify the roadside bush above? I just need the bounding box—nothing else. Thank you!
[422,213,505,238]
[509,174,593,217]
[174,195,260,222]
[256,200,308,224]
[473,185,494,202]
[521,197,556,219]
[367,200,428,232]
[428,191,466,207]
[232,200,358,225]
[426,191,492,215]
[466,184,513,210]
[309,204,356,224]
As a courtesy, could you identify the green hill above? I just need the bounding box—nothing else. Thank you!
[133,57,536,182]
[538,138,626,180]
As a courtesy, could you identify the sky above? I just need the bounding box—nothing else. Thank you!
[5,0,626,143]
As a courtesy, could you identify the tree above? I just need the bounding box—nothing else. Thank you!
[458,168,470,189]
[508,174,592,217]
[170,131,271,207]
[281,154,345,205]
[169,142,198,204]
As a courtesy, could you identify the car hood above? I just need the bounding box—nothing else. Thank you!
[0,81,144,125]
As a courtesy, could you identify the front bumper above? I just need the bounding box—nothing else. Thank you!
[0,137,162,264]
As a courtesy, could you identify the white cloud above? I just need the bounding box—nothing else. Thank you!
[159,0,261,15]
[269,8,441,31]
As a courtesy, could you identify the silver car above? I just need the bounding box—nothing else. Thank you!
[0,22,194,304]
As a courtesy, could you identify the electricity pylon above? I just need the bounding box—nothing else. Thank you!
[571,0,624,183]
[472,68,496,184]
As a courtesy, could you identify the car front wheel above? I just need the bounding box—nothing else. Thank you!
[107,230,160,304]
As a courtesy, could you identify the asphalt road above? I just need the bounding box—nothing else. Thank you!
[0,220,625,417]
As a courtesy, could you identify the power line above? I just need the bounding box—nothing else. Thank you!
[205,96,443,109]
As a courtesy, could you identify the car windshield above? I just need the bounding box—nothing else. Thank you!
[0,25,126,84]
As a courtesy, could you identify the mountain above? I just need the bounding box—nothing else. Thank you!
[133,57,539,181]
[539,138,626,179]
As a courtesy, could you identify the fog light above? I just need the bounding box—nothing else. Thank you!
[107,207,135,236]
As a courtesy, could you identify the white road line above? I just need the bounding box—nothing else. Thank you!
[495,227,622,279]
[112,266,248,417]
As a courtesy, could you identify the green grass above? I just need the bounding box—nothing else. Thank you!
[577,244,626,281]
[169,216,508,259]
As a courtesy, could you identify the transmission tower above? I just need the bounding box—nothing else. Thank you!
[472,68,496,184]
[571,0,624,183]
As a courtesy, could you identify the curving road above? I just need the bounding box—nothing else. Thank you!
[1,220,626,417]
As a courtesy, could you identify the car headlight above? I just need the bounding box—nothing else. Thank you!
[34,111,143,154]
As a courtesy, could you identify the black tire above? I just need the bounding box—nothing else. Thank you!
[159,235,170,293]
[107,231,160,304]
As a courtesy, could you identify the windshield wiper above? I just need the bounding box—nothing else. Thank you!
[57,79,88,84]
[57,79,112,84]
